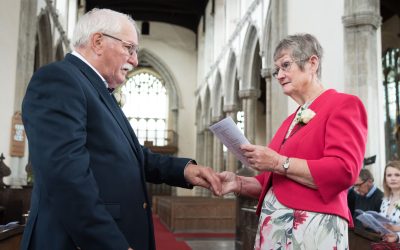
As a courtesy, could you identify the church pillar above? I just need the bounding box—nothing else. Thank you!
[211,116,224,173]
[238,88,260,176]
[223,105,239,173]
[342,0,384,183]
[194,131,205,196]
[202,129,213,196]
[261,68,273,143]
[8,0,38,187]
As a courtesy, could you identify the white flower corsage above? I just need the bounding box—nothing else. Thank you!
[113,91,127,107]
[395,200,400,210]
[296,108,316,125]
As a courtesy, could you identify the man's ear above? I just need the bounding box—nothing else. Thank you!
[91,33,104,55]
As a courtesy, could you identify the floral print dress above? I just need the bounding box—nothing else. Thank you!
[380,197,400,223]
[254,188,348,250]
[379,197,400,241]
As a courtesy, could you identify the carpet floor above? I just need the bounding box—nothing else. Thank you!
[153,214,191,250]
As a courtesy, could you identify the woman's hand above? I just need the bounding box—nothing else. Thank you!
[385,223,400,232]
[382,232,399,243]
[218,171,240,195]
[241,144,285,172]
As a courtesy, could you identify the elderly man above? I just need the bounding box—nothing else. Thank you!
[21,8,220,250]
[348,168,383,224]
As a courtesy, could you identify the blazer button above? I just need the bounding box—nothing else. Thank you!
[143,202,147,209]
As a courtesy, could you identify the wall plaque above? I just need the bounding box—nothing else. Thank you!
[10,111,25,157]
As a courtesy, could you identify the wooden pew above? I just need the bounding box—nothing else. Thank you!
[0,225,24,250]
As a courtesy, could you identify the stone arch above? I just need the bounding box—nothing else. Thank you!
[224,50,240,111]
[36,10,53,67]
[203,86,211,126]
[211,71,223,121]
[260,0,288,70]
[55,39,65,61]
[239,24,260,91]
[259,0,288,141]
[138,49,182,110]
[196,97,203,131]
[137,49,182,134]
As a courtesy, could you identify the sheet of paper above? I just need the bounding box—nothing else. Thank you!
[355,210,393,234]
[209,117,250,167]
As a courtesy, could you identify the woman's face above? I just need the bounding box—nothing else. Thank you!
[385,166,400,191]
[273,50,312,97]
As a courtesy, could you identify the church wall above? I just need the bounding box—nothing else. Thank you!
[0,0,21,168]
[139,22,198,159]
[286,0,345,113]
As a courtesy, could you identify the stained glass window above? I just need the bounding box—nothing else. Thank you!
[383,48,400,160]
[121,68,168,146]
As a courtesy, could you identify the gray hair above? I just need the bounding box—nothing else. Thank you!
[359,168,374,182]
[72,8,138,48]
[273,33,323,78]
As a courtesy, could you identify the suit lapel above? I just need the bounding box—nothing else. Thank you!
[64,54,143,164]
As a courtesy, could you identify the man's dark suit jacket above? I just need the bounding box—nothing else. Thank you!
[347,186,384,228]
[21,54,191,250]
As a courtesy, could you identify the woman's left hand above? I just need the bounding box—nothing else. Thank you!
[241,144,285,172]
[382,232,399,243]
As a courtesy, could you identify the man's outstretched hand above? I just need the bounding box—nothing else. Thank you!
[184,163,222,196]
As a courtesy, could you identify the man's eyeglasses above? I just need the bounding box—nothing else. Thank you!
[272,58,308,79]
[354,179,367,188]
[102,33,139,56]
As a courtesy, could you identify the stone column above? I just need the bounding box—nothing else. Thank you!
[9,0,38,187]
[194,131,205,196]
[211,116,224,173]
[239,89,260,144]
[342,0,384,183]
[202,129,214,196]
[224,105,239,173]
[238,88,260,177]
[261,68,273,143]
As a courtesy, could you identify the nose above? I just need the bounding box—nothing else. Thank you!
[276,68,285,80]
[128,53,139,67]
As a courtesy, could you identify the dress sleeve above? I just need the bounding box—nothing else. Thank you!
[255,173,267,186]
[307,95,367,203]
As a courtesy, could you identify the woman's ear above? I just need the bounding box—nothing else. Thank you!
[308,55,320,74]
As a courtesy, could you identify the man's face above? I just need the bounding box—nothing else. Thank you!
[354,177,371,196]
[100,20,139,89]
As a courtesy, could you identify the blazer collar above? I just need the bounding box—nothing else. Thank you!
[277,89,337,148]
[64,54,143,164]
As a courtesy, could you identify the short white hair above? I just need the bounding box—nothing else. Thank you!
[72,8,138,48]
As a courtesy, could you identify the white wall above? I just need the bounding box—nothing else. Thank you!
[0,0,21,167]
[287,0,345,112]
[140,22,198,159]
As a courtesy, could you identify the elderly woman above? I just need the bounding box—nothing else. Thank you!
[218,33,367,249]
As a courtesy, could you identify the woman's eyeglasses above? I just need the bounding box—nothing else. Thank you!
[272,58,309,79]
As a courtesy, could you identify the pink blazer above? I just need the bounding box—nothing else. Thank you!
[254,89,367,227]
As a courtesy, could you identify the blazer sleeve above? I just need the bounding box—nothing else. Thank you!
[307,95,367,203]
[22,64,130,249]
[142,146,193,188]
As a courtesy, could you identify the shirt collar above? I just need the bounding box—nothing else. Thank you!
[71,51,108,88]
[366,184,377,198]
